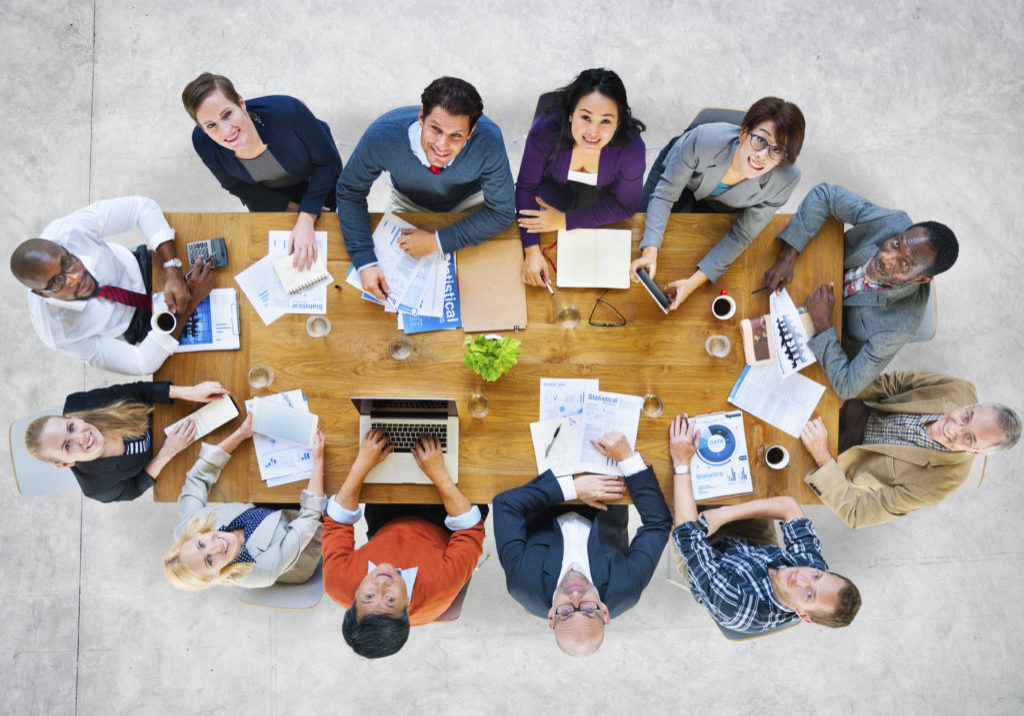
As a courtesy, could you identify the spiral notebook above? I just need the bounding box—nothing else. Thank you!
[273,254,333,294]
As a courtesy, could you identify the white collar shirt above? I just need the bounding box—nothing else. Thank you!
[26,196,180,375]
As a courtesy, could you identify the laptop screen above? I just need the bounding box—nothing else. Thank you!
[351,397,458,418]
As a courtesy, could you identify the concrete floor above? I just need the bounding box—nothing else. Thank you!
[2,1,1022,714]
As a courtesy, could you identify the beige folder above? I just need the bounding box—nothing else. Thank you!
[457,238,528,332]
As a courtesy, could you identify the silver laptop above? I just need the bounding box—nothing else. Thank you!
[351,397,460,484]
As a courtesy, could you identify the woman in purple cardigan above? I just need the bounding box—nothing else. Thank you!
[516,68,646,286]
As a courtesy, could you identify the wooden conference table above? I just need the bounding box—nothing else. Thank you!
[152,212,842,505]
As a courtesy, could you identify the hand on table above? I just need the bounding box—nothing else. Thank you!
[161,272,191,315]
[182,381,228,403]
[573,473,626,511]
[521,246,550,287]
[630,246,659,282]
[800,416,832,467]
[311,429,326,461]
[157,418,197,463]
[412,435,450,483]
[806,283,836,335]
[517,197,566,234]
[287,212,318,270]
[590,431,635,463]
[360,266,392,302]
[398,228,439,258]
[235,411,255,440]
[669,414,698,467]
[182,257,215,310]
[764,244,798,293]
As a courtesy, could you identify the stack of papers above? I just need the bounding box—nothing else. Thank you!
[530,378,642,477]
[244,390,315,487]
[728,364,826,438]
[234,231,332,325]
[345,214,463,333]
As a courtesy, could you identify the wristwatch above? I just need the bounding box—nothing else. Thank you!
[673,464,690,475]
[163,258,183,270]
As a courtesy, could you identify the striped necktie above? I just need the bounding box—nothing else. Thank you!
[97,285,151,311]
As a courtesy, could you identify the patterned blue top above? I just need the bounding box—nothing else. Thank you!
[220,508,274,564]
[673,515,828,634]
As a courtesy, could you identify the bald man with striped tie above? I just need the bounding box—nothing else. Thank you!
[11,196,214,375]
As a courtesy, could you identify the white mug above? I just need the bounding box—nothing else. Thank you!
[151,310,177,335]
[712,292,736,320]
[765,445,790,470]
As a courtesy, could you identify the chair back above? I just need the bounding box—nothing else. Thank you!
[685,106,746,132]
[716,618,799,641]
[238,560,325,609]
[912,282,938,342]
[9,406,78,497]
[434,578,471,622]
[532,90,563,124]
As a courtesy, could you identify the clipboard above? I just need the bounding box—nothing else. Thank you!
[456,238,528,332]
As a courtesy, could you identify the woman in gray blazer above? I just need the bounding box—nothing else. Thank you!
[163,412,325,590]
[631,97,805,310]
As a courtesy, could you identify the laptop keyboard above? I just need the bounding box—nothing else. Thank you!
[370,420,448,452]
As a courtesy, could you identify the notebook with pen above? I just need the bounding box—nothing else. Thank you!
[273,254,333,294]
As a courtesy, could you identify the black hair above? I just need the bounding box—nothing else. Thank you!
[342,602,410,659]
[908,221,959,276]
[420,76,484,130]
[549,68,645,156]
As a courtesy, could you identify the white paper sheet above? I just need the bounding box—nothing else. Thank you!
[728,364,826,438]
[244,390,314,486]
[529,414,582,477]
[235,254,290,325]
[372,214,444,317]
[769,288,816,377]
[539,378,600,421]
[575,390,643,475]
[268,231,330,314]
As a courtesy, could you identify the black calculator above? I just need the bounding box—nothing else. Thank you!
[186,237,229,268]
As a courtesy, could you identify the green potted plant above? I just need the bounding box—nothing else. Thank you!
[463,334,522,382]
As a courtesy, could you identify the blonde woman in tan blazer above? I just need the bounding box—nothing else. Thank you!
[799,371,1020,529]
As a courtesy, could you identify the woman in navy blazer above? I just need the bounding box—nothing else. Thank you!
[182,72,342,270]
[516,68,646,286]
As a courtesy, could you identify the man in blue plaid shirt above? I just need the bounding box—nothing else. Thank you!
[669,414,861,634]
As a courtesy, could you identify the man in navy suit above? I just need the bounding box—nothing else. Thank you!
[493,431,671,657]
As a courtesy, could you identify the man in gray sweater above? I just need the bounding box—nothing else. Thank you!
[337,76,515,301]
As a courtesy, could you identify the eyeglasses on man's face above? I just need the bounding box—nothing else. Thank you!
[748,132,787,162]
[44,251,83,293]
[554,601,601,621]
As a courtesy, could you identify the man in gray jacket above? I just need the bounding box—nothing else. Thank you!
[763,183,959,399]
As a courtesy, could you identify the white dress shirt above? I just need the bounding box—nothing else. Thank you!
[27,196,180,375]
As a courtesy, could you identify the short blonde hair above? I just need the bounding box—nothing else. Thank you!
[163,512,254,590]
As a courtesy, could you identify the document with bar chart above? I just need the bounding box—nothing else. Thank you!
[153,288,240,353]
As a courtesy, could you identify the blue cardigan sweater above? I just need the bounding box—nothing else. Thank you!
[190,95,342,216]
[336,106,515,269]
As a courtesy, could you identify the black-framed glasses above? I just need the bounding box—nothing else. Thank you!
[44,251,83,293]
[588,290,626,328]
[748,132,787,161]
[554,601,601,621]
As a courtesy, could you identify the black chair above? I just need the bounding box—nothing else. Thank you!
[640,106,746,211]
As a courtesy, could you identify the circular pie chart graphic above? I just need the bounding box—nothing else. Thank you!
[697,424,736,464]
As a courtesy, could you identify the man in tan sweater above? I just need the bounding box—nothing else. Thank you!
[800,371,1020,528]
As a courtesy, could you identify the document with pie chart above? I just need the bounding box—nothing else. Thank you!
[689,410,753,500]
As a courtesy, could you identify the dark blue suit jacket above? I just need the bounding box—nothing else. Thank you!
[493,468,671,618]
[191,95,341,216]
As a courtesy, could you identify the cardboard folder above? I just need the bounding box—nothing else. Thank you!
[457,238,528,332]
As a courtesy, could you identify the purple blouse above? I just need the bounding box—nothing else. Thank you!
[515,112,646,248]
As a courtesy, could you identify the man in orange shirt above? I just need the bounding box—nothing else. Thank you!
[322,429,485,658]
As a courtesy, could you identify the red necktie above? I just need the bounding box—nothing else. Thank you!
[97,285,151,311]
[429,165,442,174]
